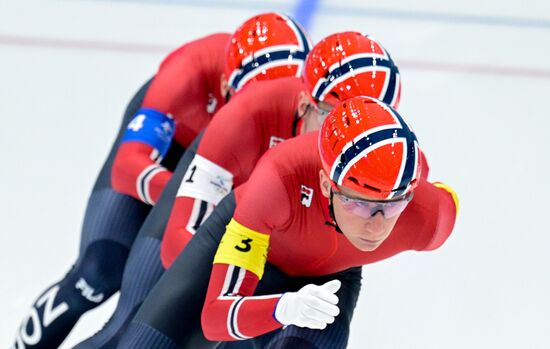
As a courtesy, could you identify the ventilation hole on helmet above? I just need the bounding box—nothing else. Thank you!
[330,91,341,101]
[354,177,382,193]
[363,181,382,192]
[348,177,359,185]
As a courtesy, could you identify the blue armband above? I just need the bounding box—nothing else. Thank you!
[121,108,175,158]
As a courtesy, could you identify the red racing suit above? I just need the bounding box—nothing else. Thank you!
[160,77,307,268]
[111,33,229,205]
[201,131,459,341]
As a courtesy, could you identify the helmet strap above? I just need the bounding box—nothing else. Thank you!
[224,91,232,104]
[291,111,301,137]
[326,189,343,234]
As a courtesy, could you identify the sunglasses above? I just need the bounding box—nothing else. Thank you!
[315,104,331,124]
[304,102,332,124]
[332,186,413,219]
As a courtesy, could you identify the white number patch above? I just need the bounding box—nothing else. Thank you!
[127,114,146,132]
[177,155,234,205]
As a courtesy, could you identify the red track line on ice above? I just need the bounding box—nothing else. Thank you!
[0,34,168,54]
[2,34,550,79]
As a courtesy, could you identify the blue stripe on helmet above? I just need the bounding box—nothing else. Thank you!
[229,15,311,91]
[230,48,309,90]
[286,15,312,53]
[332,110,417,194]
[313,56,399,102]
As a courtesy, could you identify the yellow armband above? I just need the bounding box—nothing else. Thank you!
[213,218,270,279]
[433,182,459,215]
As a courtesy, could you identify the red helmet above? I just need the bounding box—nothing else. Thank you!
[319,96,420,200]
[304,32,401,108]
[225,12,312,92]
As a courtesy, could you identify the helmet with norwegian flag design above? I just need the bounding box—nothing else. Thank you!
[319,96,421,200]
[225,12,312,93]
[304,32,401,109]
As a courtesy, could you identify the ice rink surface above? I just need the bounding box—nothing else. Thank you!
[1,0,549,348]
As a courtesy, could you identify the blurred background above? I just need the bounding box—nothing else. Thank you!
[1,0,550,348]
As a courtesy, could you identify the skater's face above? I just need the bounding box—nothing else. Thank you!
[297,92,334,134]
[319,170,404,251]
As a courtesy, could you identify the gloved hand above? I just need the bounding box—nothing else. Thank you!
[274,279,341,330]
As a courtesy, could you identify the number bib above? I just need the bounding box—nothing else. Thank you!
[121,108,175,158]
[177,154,234,204]
[213,219,270,279]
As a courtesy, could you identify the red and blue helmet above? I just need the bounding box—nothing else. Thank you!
[304,31,401,109]
[225,12,312,93]
[319,96,421,200]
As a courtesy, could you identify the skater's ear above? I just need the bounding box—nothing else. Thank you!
[319,169,332,198]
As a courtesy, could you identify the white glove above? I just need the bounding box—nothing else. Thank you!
[274,279,341,330]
